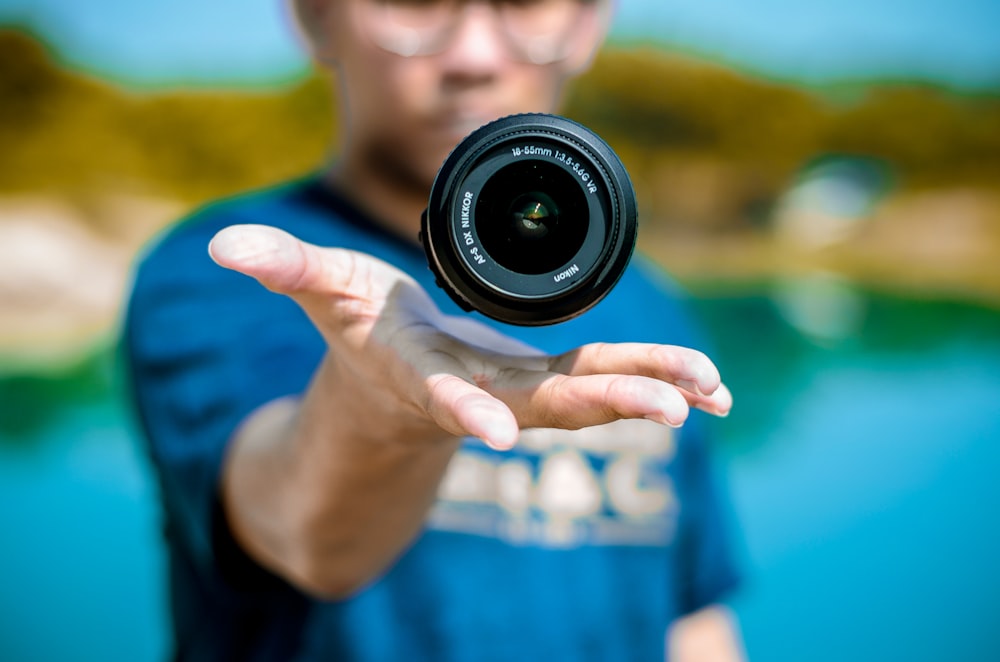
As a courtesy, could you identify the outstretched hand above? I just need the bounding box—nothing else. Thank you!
[209,224,731,451]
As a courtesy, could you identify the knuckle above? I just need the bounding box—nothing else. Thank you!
[536,376,578,429]
[422,372,457,414]
[547,348,577,374]
[651,345,682,369]
[591,342,614,368]
[604,375,639,414]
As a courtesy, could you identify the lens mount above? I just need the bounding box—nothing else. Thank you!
[421,113,637,326]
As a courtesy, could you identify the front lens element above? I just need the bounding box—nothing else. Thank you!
[476,161,587,275]
[510,192,556,240]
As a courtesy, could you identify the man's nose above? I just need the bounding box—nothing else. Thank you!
[438,3,510,73]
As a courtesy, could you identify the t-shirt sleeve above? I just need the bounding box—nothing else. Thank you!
[672,413,743,614]
[122,214,324,593]
[626,258,743,613]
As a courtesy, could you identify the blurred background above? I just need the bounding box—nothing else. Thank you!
[1,0,999,660]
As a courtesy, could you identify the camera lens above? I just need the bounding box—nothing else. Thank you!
[420,113,637,326]
[477,161,587,275]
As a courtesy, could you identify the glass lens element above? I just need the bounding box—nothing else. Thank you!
[476,160,587,275]
[509,192,557,240]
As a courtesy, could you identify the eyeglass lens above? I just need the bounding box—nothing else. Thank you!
[364,0,594,63]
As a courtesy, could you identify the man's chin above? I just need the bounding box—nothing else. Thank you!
[363,143,436,197]
[426,110,511,151]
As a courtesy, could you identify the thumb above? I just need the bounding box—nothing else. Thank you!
[209,224,336,295]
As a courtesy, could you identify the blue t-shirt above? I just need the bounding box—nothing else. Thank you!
[123,178,740,661]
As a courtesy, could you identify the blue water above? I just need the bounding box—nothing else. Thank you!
[724,346,1000,660]
[1,290,999,661]
[0,379,167,660]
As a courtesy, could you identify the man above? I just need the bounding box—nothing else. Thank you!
[125,0,745,659]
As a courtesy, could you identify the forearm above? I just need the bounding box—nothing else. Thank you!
[668,606,745,662]
[221,354,461,599]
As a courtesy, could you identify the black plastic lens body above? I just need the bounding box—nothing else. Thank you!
[421,114,638,326]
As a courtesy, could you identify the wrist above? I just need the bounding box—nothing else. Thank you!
[302,352,459,450]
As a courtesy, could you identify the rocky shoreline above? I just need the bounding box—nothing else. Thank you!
[0,193,182,367]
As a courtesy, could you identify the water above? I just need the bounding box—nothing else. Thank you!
[693,289,1000,661]
[0,355,168,661]
[1,289,999,661]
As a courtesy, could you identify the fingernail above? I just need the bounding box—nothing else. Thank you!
[644,413,683,429]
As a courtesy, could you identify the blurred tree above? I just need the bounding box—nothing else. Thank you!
[822,86,1000,187]
[0,29,336,209]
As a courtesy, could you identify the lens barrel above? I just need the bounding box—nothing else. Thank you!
[420,113,637,326]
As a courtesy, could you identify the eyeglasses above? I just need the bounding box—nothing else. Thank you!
[358,0,603,64]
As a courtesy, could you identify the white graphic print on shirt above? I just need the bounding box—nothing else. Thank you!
[428,418,678,548]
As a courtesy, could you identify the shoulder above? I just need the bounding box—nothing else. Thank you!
[124,180,335,355]
[132,178,363,294]
[135,180,311,279]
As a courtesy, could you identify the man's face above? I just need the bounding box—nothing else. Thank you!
[303,0,606,191]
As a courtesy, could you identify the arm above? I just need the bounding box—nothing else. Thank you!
[211,224,733,598]
[668,605,745,662]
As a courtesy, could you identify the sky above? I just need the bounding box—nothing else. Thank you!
[1,0,998,89]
